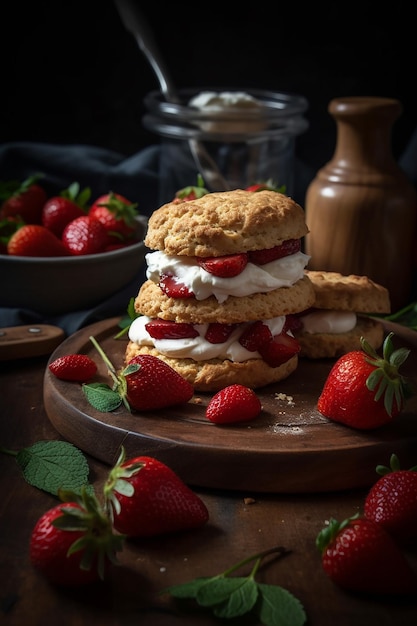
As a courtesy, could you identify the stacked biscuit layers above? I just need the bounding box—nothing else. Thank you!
[295,270,391,359]
[126,190,315,391]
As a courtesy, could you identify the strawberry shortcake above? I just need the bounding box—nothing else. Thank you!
[294,270,391,359]
[126,189,315,391]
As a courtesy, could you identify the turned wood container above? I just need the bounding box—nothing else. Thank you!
[305,96,417,312]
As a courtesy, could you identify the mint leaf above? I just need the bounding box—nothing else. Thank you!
[82,382,122,412]
[160,546,306,625]
[165,578,210,598]
[114,297,141,339]
[198,577,258,618]
[257,583,306,626]
[15,441,91,496]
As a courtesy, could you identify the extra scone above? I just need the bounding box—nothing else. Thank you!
[126,189,315,391]
[293,270,391,359]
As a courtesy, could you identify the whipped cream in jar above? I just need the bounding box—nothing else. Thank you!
[143,88,309,203]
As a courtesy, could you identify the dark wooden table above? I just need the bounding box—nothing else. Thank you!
[1,352,416,626]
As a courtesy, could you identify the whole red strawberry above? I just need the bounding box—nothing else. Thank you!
[317,333,412,429]
[316,515,417,595]
[49,354,98,382]
[87,337,194,413]
[122,354,194,411]
[7,224,69,257]
[0,174,47,224]
[42,182,90,237]
[364,454,417,543]
[103,448,209,537]
[0,216,24,253]
[30,488,123,586]
[62,215,108,256]
[206,384,262,424]
[245,180,285,193]
[172,174,209,203]
[89,192,139,243]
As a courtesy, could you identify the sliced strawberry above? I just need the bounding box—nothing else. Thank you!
[258,332,300,367]
[145,318,199,339]
[205,323,237,344]
[248,239,301,265]
[159,274,194,299]
[239,321,273,352]
[197,253,248,278]
[283,314,304,333]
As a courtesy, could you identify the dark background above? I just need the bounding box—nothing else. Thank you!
[2,0,416,193]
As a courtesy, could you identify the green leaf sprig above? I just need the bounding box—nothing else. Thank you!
[160,545,306,626]
[83,335,141,413]
[379,300,417,330]
[114,297,141,339]
[0,440,92,496]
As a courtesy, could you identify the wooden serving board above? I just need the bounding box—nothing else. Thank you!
[43,317,417,494]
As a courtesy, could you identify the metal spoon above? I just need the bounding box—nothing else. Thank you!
[114,0,230,191]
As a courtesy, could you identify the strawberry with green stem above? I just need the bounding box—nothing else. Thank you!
[316,514,417,595]
[85,335,194,412]
[30,486,124,586]
[42,181,90,237]
[317,332,413,429]
[364,453,417,542]
[103,447,209,537]
[89,191,139,244]
[172,174,209,203]
[0,173,47,224]
[245,179,286,193]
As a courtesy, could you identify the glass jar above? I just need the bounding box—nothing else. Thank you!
[143,87,309,204]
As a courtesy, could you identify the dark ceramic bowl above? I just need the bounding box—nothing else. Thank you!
[0,217,148,316]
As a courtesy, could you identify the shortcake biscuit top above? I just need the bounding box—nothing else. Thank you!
[305,270,391,313]
[145,189,309,257]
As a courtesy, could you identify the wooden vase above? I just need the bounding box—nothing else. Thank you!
[304,96,417,312]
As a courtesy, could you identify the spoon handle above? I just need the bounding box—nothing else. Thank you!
[114,0,230,192]
[114,0,178,102]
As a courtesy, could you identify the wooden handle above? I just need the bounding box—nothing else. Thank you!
[0,325,66,360]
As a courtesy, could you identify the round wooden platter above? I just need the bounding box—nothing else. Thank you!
[43,317,417,494]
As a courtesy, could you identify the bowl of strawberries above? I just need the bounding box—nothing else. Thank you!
[0,176,148,315]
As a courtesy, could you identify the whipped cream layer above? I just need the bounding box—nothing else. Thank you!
[299,310,357,334]
[129,315,287,362]
[146,250,310,303]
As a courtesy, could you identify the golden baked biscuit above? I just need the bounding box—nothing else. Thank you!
[134,276,315,324]
[125,342,299,392]
[304,270,390,313]
[296,270,390,359]
[297,316,385,359]
[145,189,309,257]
